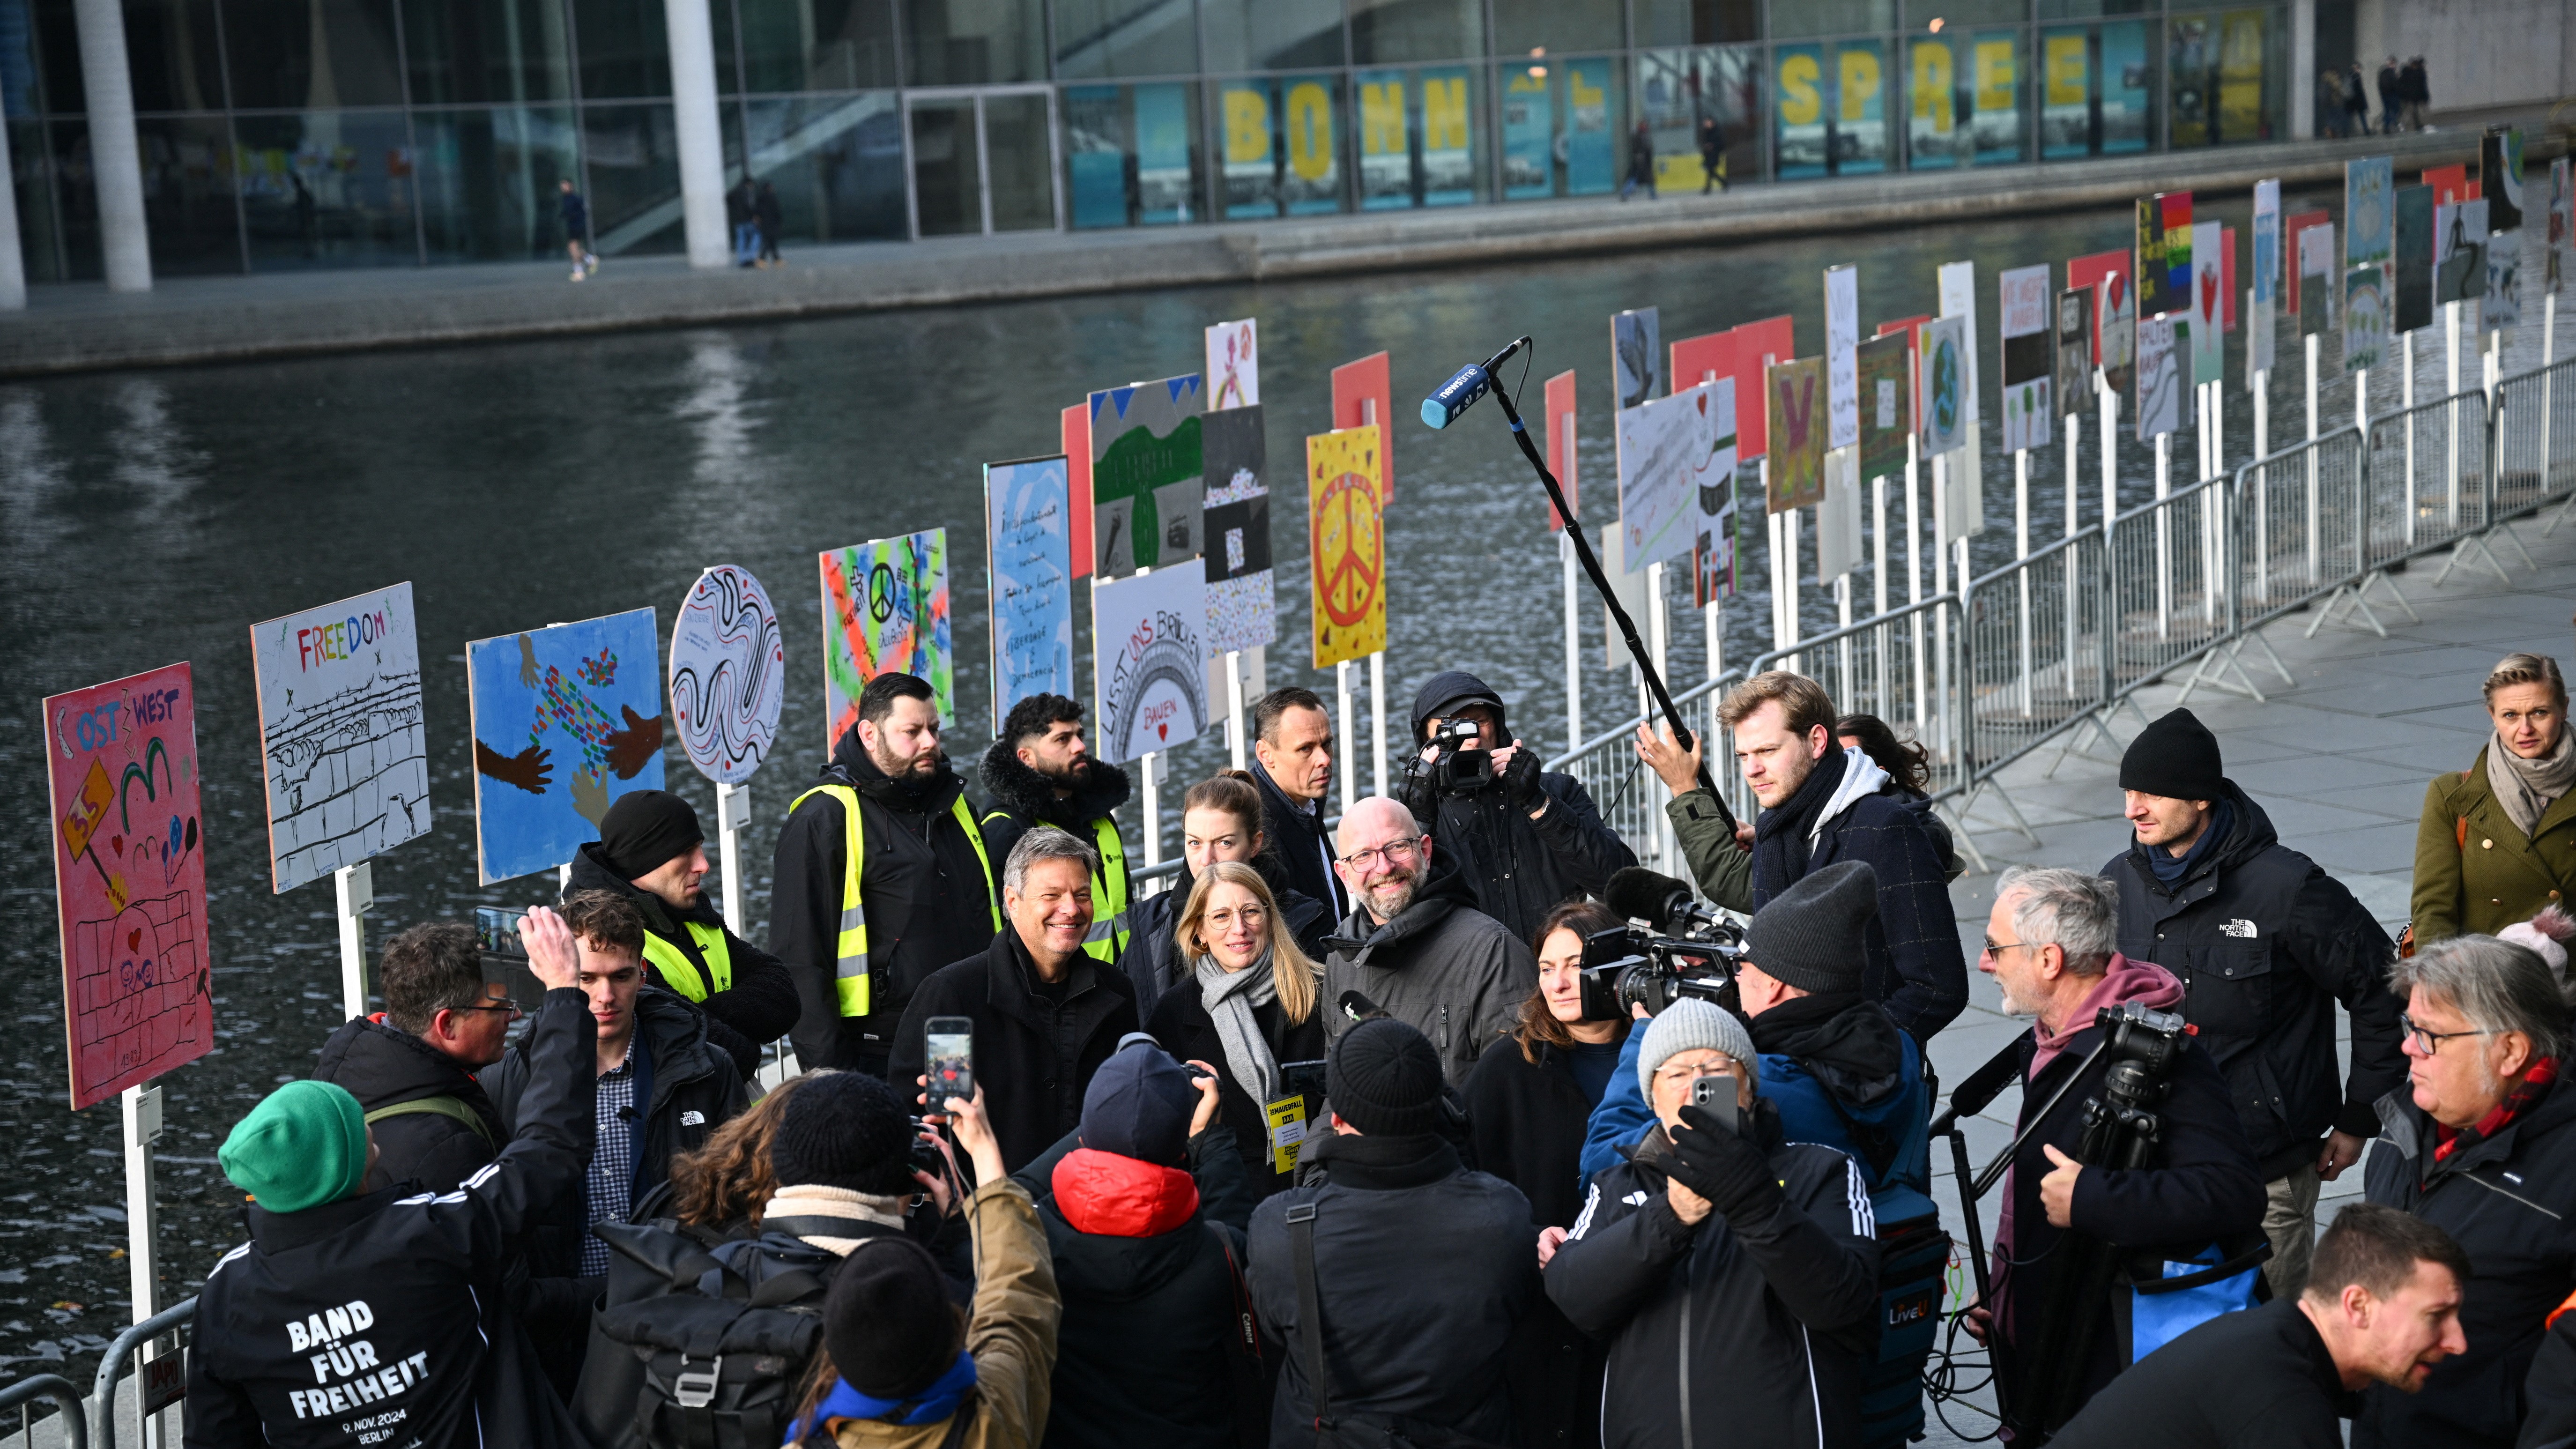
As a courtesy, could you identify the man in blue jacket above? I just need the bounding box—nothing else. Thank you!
[1580,860,1930,1199]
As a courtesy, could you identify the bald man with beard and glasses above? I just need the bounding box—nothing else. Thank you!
[1319,796,1537,1086]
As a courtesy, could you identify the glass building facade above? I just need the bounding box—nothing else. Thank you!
[0,0,2290,279]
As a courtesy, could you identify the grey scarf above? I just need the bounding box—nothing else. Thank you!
[1195,949,1281,1105]
[2487,728,2576,840]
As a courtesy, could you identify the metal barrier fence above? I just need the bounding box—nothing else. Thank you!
[90,1298,192,1449]
[1541,351,2576,867]
[0,1374,86,1449]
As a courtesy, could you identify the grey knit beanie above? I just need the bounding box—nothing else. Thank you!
[1634,997,1757,1098]
[1744,859,1877,997]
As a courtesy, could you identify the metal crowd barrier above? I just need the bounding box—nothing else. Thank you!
[0,1374,86,1449]
[1537,350,2576,876]
[90,1299,193,1449]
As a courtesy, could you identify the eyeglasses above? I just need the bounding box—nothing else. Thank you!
[1203,904,1270,927]
[1338,836,1425,873]
[1981,940,2032,959]
[2401,1013,2500,1055]
[458,998,522,1018]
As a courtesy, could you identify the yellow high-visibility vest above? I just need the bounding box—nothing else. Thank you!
[639,920,732,1003]
[788,784,1000,1018]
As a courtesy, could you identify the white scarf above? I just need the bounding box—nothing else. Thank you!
[2488,728,2576,840]
[759,1184,908,1256]
[1196,949,1281,1104]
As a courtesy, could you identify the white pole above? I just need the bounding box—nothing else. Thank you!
[2308,329,2323,576]
[1932,455,1950,753]
[664,0,730,266]
[335,862,373,1019]
[1141,751,1161,869]
[715,781,749,933]
[2155,429,2172,638]
[1335,659,1355,815]
[2015,446,2032,712]
[2546,295,2560,493]
[1781,515,1800,673]
[73,0,151,290]
[2064,408,2081,688]
[2099,372,2118,537]
[1765,472,1784,653]
[1872,471,1889,715]
[2256,366,2272,602]
[2448,300,2463,526]
[1906,437,1925,731]
[1834,572,1853,703]
[2357,365,2370,436]
[122,1083,165,1447]
[0,101,23,311]
[1646,560,1669,679]
[1226,651,1246,770]
[1562,531,1582,754]
[2404,331,2417,545]
[1369,650,1388,800]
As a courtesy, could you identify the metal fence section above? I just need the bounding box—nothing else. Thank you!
[1962,528,2108,789]
[2495,355,2576,532]
[90,1298,193,1449]
[0,1374,86,1449]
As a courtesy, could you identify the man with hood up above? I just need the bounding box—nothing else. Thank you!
[1397,670,1635,944]
[2102,707,2404,1299]
[772,671,1002,1076]
[980,692,1136,966]
[1321,795,1538,1085]
[569,788,798,1078]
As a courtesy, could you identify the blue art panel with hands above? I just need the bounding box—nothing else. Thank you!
[467,607,665,884]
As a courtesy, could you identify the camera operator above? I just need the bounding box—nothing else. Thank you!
[2050,1203,2469,1449]
[1545,998,1880,1449]
[1966,867,2265,1430]
[1399,671,1635,944]
[1638,670,1965,1043]
[2359,933,2576,1449]
[2103,707,2404,1298]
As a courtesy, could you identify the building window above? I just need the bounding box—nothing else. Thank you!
[1215,72,1341,217]
[1499,52,1623,199]
[1775,37,1886,178]
[1065,81,1196,226]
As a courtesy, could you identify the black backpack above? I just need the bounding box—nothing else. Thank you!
[593,1222,843,1449]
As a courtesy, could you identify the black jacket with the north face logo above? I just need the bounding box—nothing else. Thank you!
[184,988,596,1449]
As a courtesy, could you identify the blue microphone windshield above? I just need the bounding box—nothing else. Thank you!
[1421,363,1492,431]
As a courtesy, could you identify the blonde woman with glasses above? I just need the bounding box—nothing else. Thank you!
[1147,860,1328,1197]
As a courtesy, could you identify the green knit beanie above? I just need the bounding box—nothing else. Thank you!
[219,1079,370,1214]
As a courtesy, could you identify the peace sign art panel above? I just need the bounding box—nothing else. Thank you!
[1307,425,1387,669]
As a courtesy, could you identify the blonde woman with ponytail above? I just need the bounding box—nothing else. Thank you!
[2414,653,2576,944]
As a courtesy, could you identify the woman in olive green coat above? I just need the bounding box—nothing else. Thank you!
[2412,653,2576,944]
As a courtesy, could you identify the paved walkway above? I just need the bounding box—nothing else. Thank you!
[0,118,2530,379]
[1916,509,2576,1443]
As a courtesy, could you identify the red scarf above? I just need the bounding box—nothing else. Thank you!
[2434,1056,2560,1163]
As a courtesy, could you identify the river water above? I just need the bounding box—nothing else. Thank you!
[0,182,2408,1378]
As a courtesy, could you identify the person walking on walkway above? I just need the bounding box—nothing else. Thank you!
[2414,654,2576,947]
[2376,57,2405,134]
[1618,121,1655,201]
[2317,71,2348,139]
[981,693,1135,968]
[570,788,800,1078]
[558,178,597,279]
[728,178,758,268]
[755,180,784,267]
[2343,63,2373,138]
[1696,116,1724,193]
[1147,859,1329,1199]
[772,671,1002,1076]
[2400,58,2429,130]
[2104,707,2405,1298]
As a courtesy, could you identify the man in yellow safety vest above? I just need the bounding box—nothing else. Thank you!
[772,672,1002,1077]
[569,788,798,1080]
[978,693,1133,968]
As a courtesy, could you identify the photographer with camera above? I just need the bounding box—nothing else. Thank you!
[1399,671,1635,944]
[1639,671,1965,1043]
[1546,997,1880,1449]
[1965,867,2265,1432]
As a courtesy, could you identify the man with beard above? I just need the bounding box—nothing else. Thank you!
[566,788,798,1078]
[772,672,1002,1076]
[1321,795,1537,1086]
[981,693,1135,966]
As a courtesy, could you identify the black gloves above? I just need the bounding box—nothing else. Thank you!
[1667,1104,1784,1224]
[1500,745,1544,810]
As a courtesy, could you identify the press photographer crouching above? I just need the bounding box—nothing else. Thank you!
[1546,998,1881,1448]
[1965,866,2265,1435]
[1398,670,1635,944]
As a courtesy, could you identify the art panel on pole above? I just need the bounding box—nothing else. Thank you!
[1201,405,1277,655]
[468,608,665,884]
[1206,318,1260,409]
[1620,379,1732,565]
[1091,374,1206,579]
[1330,352,1395,501]
[2393,184,2435,335]
[1917,317,1969,458]
[986,456,1076,733]
[1825,265,1859,451]
[46,662,213,1110]
[1693,379,1740,608]
[2190,220,2224,386]
[2137,192,2191,317]
[1998,262,2053,449]
[1858,330,1912,476]
[669,565,784,786]
[250,582,430,895]
[2069,248,2133,397]
[822,529,953,744]
[1092,566,1210,763]
[2344,265,2390,372]
[2346,156,2395,268]
[1765,357,1827,511]
[2485,129,2526,233]
[1543,368,1579,529]
[1730,315,1794,460]
[2135,312,2180,440]
[2056,288,2094,413]
[1307,425,1388,669]
[2436,200,2490,305]
[1613,307,1661,410]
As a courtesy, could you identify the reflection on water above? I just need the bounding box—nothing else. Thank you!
[1,190,2377,1376]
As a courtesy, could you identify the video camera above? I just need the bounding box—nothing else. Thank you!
[1575,923,1745,1018]
[1427,716,1494,794]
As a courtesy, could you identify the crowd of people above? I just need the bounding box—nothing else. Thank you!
[2322,56,2432,139]
[176,650,2576,1449]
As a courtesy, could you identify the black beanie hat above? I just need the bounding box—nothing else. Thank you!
[1327,1017,1444,1137]
[1081,1035,1197,1166]
[1745,859,1876,996]
[770,1071,917,1196]
[2120,707,2226,802]
[823,1235,960,1398]
[597,789,705,880]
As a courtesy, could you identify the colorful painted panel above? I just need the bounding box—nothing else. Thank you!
[987,457,1076,733]
[1619,379,1730,567]
[669,566,784,787]
[467,608,666,884]
[1307,426,1387,669]
[1765,357,1827,511]
[1093,565,1210,763]
[250,582,429,894]
[1090,374,1205,579]
[1202,406,1277,655]
[821,530,953,749]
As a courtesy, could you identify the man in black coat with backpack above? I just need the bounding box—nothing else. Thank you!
[311,921,512,1194]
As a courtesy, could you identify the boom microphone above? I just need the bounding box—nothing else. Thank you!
[1418,336,1529,431]
[1604,866,1723,936]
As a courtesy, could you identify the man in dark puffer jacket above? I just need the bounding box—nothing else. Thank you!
[312,921,510,1194]
[1015,1037,1264,1449]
